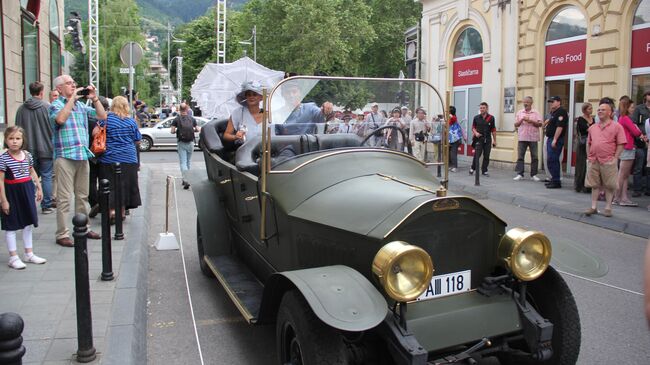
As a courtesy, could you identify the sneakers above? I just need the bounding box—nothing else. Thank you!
[531,175,541,182]
[24,253,47,264]
[450,168,457,172]
[41,207,55,214]
[584,207,597,216]
[482,172,490,177]
[513,175,523,181]
[182,180,190,190]
[8,256,26,270]
[469,169,475,175]
[602,208,612,217]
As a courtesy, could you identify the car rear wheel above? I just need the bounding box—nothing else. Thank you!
[499,266,580,365]
[276,290,351,365]
[196,219,214,278]
[139,136,153,152]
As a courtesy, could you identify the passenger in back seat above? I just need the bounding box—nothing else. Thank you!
[223,81,266,146]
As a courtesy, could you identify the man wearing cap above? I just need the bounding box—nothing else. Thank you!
[363,102,386,146]
[544,96,568,188]
[338,113,355,134]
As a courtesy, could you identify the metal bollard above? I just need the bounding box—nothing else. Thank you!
[0,312,26,365]
[113,163,124,240]
[99,179,113,281]
[72,214,97,363]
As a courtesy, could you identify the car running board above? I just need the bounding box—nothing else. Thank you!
[204,255,263,324]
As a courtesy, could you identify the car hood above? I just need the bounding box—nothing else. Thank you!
[266,149,504,238]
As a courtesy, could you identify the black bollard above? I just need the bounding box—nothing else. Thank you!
[99,179,113,281]
[0,312,26,365]
[113,163,124,240]
[72,214,97,363]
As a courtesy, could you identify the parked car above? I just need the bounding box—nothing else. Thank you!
[191,76,581,364]
[138,116,209,152]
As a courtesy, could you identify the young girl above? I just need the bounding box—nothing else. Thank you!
[0,126,46,269]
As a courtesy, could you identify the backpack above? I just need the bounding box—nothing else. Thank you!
[176,115,195,142]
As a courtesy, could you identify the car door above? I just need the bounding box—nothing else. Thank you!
[154,118,177,145]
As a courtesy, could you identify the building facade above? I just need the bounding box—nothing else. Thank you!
[419,0,650,174]
[1,0,64,126]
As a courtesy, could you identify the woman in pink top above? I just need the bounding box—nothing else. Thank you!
[614,98,642,206]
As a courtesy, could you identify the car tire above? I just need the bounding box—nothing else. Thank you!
[499,266,580,365]
[196,218,215,278]
[276,290,351,365]
[139,136,153,152]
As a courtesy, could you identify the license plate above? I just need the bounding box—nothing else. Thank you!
[416,270,471,301]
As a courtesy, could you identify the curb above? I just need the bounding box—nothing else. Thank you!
[102,166,151,365]
[451,181,650,239]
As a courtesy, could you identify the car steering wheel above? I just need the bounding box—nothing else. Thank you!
[360,125,412,155]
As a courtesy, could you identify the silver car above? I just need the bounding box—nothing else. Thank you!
[138,116,209,152]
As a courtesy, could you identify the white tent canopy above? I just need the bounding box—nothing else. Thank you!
[190,57,284,120]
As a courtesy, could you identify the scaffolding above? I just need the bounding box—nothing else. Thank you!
[216,0,227,64]
[88,0,99,89]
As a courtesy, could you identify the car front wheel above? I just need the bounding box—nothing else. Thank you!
[139,136,153,152]
[499,266,581,365]
[196,219,214,278]
[276,290,351,365]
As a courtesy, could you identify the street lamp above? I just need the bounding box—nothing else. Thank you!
[238,25,256,61]
[171,49,183,102]
[167,21,186,80]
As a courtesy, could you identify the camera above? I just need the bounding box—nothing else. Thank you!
[77,88,91,97]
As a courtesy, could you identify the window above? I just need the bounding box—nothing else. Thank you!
[631,0,650,105]
[453,28,483,59]
[546,7,587,42]
[49,0,61,85]
[22,14,39,101]
[633,0,650,25]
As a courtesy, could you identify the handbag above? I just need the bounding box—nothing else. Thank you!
[91,123,107,155]
[634,135,647,149]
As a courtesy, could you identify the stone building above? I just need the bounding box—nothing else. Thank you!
[1,0,65,126]
[419,0,650,174]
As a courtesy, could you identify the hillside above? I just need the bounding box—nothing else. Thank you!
[65,0,248,24]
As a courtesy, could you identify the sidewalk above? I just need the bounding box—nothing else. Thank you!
[441,159,650,239]
[0,167,151,365]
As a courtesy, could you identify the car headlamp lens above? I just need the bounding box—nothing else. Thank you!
[498,228,552,281]
[372,241,434,302]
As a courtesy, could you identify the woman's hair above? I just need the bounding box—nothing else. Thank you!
[449,105,456,116]
[3,126,26,149]
[581,102,592,113]
[110,95,131,118]
[619,97,633,117]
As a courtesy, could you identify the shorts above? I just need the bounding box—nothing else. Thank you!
[619,149,635,160]
[585,160,618,190]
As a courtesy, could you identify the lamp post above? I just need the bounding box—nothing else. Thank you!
[166,21,186,80]
[171,49,183,103]
[238,25,257,61]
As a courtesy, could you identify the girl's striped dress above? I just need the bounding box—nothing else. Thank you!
[0,151,38,231]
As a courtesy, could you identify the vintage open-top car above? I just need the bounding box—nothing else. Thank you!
[190,77,580,364]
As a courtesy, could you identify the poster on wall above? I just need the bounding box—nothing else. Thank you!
[504,87,515,113]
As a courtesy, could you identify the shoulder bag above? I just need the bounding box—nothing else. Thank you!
[91,121,107,155]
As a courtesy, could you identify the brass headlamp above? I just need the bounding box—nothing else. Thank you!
[372,241,434,302]
[498,228,552,281]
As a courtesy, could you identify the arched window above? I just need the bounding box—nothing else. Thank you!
[453,28,483,59]
[546,7,587,42]
[49,0,61,85]
[631,0,650,104]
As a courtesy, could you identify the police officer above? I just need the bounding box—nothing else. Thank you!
[544,96,568,189]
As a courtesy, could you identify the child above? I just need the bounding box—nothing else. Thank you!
[0,126,46,269]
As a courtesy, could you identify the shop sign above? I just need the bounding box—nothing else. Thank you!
[631,27,650,69]
[453,56,482,86]
[545,39,586,77]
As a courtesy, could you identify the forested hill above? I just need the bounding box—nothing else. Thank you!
[65,0,249,23]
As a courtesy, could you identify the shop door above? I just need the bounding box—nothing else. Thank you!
[544,78,584,174]
[453,87,482,156]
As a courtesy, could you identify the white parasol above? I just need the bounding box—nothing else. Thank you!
[190,57,285,120]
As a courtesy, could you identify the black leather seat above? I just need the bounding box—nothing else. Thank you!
[316,134,363,150]
[199,118,236,160]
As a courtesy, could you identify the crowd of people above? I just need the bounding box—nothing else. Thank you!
[4,76,144,269]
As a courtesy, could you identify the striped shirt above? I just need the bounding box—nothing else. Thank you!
[96,113,142,164]
[0,151,34,183]
[49,97,95,160]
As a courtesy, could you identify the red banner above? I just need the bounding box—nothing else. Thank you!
[632,27,650,69]
[453,57,482,86]
[545,39,586,77]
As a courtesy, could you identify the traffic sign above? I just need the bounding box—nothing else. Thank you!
[119,42,143,66]
[119,67,135,74]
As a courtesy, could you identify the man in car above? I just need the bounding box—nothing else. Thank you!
[278,81,333,134]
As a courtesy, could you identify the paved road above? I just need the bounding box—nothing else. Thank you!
[143,159,649,364]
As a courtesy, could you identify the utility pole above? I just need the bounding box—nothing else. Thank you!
[216,0,227,63]
[88,0,99,90]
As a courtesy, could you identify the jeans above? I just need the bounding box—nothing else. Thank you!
[515,141,539,177]
[546,138,564,183]
[471,139,492,173]
[33,158,53,209]
[177,141,194,181]
[632,147,649,193]
[449,140,460,168]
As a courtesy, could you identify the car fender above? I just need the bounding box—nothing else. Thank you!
[186,169,231,256]
[258,265,387,332]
